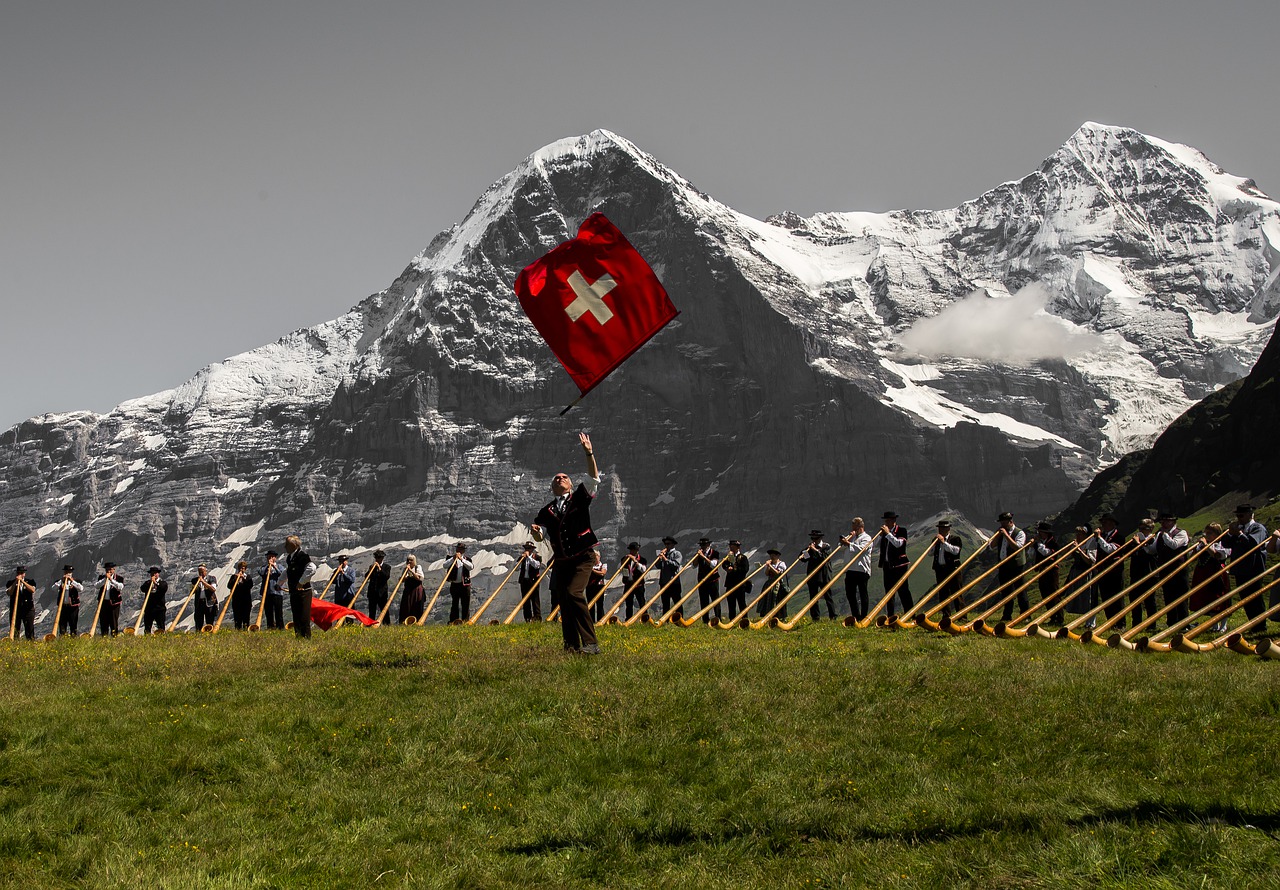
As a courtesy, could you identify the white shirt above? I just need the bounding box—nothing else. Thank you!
[845,532,873,575]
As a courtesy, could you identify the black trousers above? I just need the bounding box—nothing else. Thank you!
[1098,565,1125,622]
[884,565,913,616]
[448,584,471,623]
[232,590,252,629]
[724,578,749,620]
[698,580,721,623]
[143,603,166,635]
[845,572,870,620]
[623,581,645,621]
[264,595,284,630]
[1236,569,1266,625]
[99,602,120,636]
[549,554,600,651]
[520,579,543,621]
[807,578,837,620]
[931,567,960,618]
[194,597,216,631]
[59,604,79,636]
[289,588,312,638]
[660,579,682,616]
[8,602,34,640]
[1161,573,1189,626]
[367,590,388,626]
[998,563,1029,623]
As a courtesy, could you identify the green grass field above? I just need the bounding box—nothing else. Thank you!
[1,622,1278,888]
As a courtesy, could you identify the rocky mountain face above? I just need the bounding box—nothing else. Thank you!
[3,123,1278,630]
[1053,318,1280,530]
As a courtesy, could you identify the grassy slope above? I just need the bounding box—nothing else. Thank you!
[1,624,1278,889]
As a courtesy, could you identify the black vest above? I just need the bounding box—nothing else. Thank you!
[535,483,599,560]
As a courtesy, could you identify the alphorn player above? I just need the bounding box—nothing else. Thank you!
[799,530,836,621]
[6,566,37,640]
[1094,514,1126,625]
[1143,512,1189,627]
[191,564,218,631]
[366,550,391,624]
[530,432,603,655]
[586,549,607,623]
[841,519,873,621]
[331,555,356,608]
[1225,504,1268,629]
[1128,517,1157,628]
[762,549,790,619]
[97,563,124,636]
[879,512,912,615]
[930,519,963,618]
[654,537,683,616]
[1058,526,1098,626]
[721,540,750,620]
[621,542,647,622]
[518,541,545,622]
[259,551,284,630]
[227,561,253,630]
[284,535,316,638]
[447,543,474,624]
[399,555,425,625]
[1033,522,1060,607]
[140,567,169,634]
[694,537,722,624]
[991,512,1028,623]
[52,564,82,636]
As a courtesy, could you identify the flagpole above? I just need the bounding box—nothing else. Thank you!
[558,395,584,416]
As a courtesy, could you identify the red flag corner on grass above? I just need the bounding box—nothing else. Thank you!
[514,213,678,405]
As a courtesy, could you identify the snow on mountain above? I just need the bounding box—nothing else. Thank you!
[1,122,1277,634]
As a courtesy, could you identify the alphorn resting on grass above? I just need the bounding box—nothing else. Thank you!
[778,534,884,631]
[916,541,1035,632]
[892,531,999,629]
[1145,560,1280,652]
[946,539,1085,636]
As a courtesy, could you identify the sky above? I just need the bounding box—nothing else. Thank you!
[2,0,1276,432]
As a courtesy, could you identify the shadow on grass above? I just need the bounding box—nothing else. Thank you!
[502,801,1280,855]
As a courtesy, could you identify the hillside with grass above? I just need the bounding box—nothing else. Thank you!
[2,624,1277,888]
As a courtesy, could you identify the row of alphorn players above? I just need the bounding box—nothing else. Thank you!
[7,505,1280,640]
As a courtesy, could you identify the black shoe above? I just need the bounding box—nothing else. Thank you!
[579,644,601,655]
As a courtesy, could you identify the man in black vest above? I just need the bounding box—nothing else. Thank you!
[879,512,911,616]
[991,512,1029,623]
[447,543,474,624]
[930,520,963,618]
[284,535,316,638]
[800,530,837,620]
[6,566,37,640]
[366,550,391,624]
[140,567,169,635]
[693,538,721,624]
[1094,514,1127,624]
[720,540,750,621]
[517,541,545,622]
[621,542,648,622]
[1033,522,1060,608]
[531,432,602,654]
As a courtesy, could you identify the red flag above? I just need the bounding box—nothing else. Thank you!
[309,598,377,631]
[514,213,678,398]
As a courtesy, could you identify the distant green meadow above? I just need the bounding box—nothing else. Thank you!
[1,622,1277,888]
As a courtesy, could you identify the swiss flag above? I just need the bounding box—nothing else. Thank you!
[309,598,377,630]
[514,213,678,398]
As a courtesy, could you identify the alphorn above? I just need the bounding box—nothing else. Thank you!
[597,558,647,626]
[7,580,19,641]
[859,535,934,629]
[676,562,769,627]
[583,557,631,623]
[948,539,1084,636]
[917,541,1035,632]
[1115,537,1268,650]
[469,553,527,625]
[1168,573,1280,654]
[411,557,457,626]
[1224,596,1280,655]
[652,551,731,627]
[248,563,273,632]
[1001,539,1136,637]
[348,564,376,610]
[86,576,113,638]
[315,569,339,603]
[168,576,204,632]
[44,578,69,641]
[1154,561,1280,653]
[211,572,243,632]
[721,558,806,630]
[894,531,999,629]
[126,579,158,636]
[938,537,1052,631]
[502,557,555,625]
[623,554,699,627]
[778,534,883,631]
[377,564,413,626]
[1083,529,1229,646]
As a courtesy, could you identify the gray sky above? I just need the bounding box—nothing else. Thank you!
[3,0,1276,432]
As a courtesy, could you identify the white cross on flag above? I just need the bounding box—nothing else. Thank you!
[514,213,679,399]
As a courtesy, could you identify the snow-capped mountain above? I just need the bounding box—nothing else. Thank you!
[3,122,1277,629]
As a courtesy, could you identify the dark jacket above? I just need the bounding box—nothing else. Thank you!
[534,483,599,560]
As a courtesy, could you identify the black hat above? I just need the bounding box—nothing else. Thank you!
[266,550,279,558]
[63,564,74,573]
[148,566,161,575]
[1100,513,1118,524]
[936,520,952,528]
[998,512,1014,522]
[767,548,782,556]
[627,542,640,551]
[373,549,386,560]
[809,529,824,538]
[1235,504,1254,514]
[455,542,468,552]
[1158,512,1177,521]
[14,565,26,574]
[336,555,349,562]
[698,537,711,545]
[523,541,537,551]
[662,536,677,545]
[103,562,116,571]
[882,511,898,520]
[1036,521,1053,532]
[728,539,741,547]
